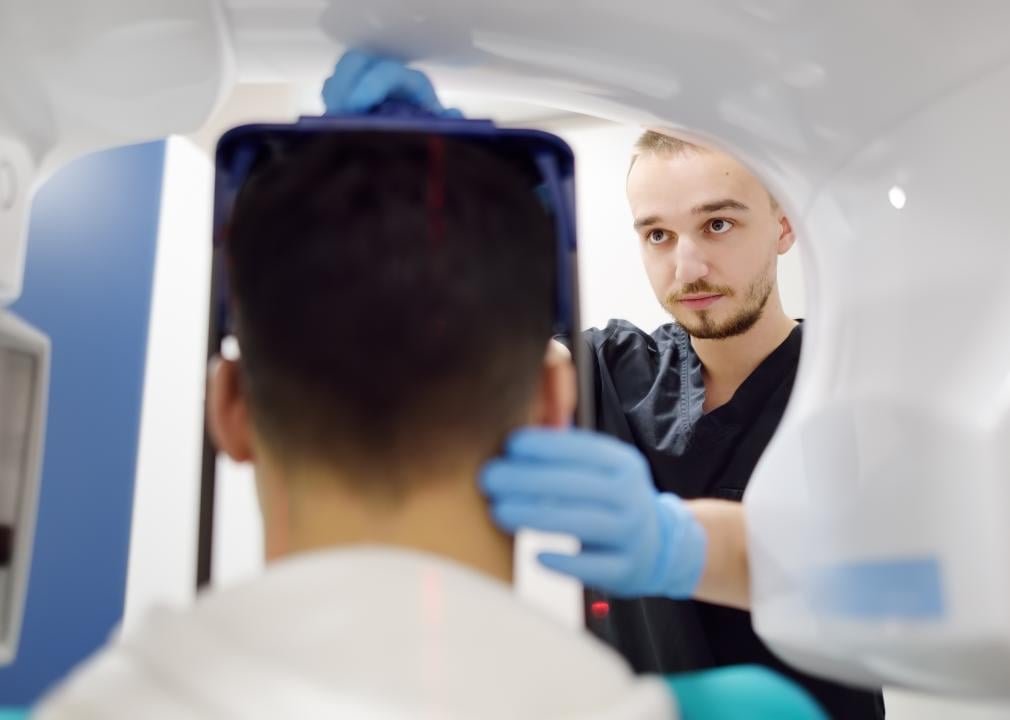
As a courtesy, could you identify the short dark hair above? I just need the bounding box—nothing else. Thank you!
[226,132,556,487]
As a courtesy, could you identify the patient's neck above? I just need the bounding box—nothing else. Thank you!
[259,459,514,584]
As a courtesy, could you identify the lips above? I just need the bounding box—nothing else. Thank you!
[678,294,723,310]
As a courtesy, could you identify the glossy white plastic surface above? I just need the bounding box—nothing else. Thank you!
[3,0,1010,696]
[0,0,232,305]
[746,60,1010,696]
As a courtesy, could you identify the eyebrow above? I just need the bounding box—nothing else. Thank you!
[633,198,751,230]
[692,198,750,215]
[633,215,661,230]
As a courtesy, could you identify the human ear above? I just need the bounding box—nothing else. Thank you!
[207,357,255,462]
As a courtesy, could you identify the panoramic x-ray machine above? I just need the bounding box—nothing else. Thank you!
[2,0,1010,701]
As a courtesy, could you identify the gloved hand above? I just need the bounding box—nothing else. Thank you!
[321,49,463,118]
[481,428,707,598]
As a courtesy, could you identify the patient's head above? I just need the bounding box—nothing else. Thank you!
[208,132,572,566]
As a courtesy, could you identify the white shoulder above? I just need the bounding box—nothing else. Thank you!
[34,635,212,720]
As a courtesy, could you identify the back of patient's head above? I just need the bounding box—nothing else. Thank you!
[226,133,556,488]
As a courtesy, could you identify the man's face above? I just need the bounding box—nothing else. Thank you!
[627,148,792,339]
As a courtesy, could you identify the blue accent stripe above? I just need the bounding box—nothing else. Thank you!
[0,142,165,704]
[810,557,945,619]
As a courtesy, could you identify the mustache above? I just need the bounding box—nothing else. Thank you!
[667,281,734,303]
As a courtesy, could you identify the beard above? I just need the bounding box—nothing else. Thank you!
[665,269,775,340]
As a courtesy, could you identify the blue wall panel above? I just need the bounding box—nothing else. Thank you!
[0,141,165,704]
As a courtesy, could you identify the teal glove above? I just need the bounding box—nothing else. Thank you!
[321,49,463,117]
[666,666,828,720]
[481,428,707,598]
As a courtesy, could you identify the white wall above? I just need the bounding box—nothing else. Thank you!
[547,119,671,332]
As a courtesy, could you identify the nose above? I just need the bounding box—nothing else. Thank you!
[673,234,709,285]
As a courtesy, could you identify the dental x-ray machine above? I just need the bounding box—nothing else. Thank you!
[2,0,1009,701]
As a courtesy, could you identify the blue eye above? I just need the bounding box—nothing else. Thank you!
[647,229,669,245]
[708,219,734,234]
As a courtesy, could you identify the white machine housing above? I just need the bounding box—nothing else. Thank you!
[1,0,1009,699]
[0,0,232,304]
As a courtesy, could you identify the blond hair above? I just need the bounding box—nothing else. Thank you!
[628,130,704,178]
[628,130,779,209]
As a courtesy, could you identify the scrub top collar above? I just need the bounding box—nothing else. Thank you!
[691,321,804,430]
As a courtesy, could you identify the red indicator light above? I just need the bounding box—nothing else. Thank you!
[590,601,610,619]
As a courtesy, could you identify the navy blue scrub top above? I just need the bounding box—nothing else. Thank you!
[577,320,885,719]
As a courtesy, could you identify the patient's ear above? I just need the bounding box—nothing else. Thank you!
[207,357,255,462]
[528,340,577,428]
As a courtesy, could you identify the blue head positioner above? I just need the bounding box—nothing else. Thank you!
[211,103,580,343]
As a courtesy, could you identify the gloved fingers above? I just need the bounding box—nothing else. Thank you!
[480,460,623,507]
[345,60,443,114]
[537,550,634,591]
[321,49,381,114]
[506,428,648,475]
[394,66,444,111]
[491,500,625,544]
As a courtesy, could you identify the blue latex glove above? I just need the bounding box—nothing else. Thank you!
[321,49,463,118]
[481,428,707,598]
